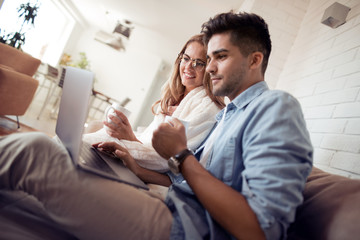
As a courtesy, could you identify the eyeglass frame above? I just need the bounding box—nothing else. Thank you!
[178,53,206,71]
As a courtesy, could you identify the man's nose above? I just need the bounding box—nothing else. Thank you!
[206,59,216,73]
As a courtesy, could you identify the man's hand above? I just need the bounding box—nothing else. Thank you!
[152,118,187,159]
[104,110,140,142]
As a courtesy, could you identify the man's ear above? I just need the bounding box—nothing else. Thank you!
[249,52,263,70]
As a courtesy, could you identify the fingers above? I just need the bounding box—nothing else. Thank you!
[103,120,117,131]
[164,118,186,134]
[152,123,187,159]
[113,110,130,125]
[95,141,123,152]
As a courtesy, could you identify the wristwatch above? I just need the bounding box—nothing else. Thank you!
[168,148,194,174]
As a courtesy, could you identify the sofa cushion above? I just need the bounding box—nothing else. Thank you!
[287,167,360,240]
[0,64,14,71]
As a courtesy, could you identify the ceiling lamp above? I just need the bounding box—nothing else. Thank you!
[113,20,133,38]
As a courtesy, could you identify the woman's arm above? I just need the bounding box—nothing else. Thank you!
[130,165,171,187]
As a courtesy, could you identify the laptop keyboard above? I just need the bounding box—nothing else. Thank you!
[80,143,117,175]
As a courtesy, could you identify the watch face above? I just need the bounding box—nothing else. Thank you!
[168,157,180,174]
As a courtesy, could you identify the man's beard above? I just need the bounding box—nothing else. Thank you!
[212,66,246,98]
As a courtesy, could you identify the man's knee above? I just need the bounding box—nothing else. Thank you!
[0,132,60,159]
[25,132,53,147]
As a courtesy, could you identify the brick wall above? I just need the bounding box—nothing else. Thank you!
[241,0,360,178]
[275,0,360,178]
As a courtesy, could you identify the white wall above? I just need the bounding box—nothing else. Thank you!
[275,0,360,179]
[63,25,164,126]
[246,0,310,89]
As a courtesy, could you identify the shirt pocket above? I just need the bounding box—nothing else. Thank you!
[209,137,236,183]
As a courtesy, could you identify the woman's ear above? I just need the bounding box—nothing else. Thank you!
[249,52,264,70]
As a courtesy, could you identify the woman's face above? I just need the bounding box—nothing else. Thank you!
[180,41,207,94]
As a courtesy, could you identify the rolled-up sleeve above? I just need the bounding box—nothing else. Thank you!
[241,92,313,239]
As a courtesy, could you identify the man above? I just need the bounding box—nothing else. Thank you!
[0,12,312,240]
[151,11,313,239]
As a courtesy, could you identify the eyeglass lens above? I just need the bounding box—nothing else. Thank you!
[180,54,206,70]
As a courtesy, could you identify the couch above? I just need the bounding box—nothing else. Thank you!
[1,165,359,239]
[287,167,360,239]
[0,43,40,117]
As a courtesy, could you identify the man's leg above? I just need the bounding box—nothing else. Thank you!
[0,132,172,240]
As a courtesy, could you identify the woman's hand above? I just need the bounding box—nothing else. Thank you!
[93,141,141,175]
[104,110,140,142]
[93,141,172,186]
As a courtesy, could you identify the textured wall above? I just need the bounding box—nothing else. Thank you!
[275,0,360,178]
[240,0,360,178]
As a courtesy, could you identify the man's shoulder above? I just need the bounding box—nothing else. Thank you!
[244,89,303,119]
[256,89,300,107]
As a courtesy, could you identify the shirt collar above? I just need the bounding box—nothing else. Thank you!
[216,81,269,121]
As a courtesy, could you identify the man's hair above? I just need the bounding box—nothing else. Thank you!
[201,11,272,75]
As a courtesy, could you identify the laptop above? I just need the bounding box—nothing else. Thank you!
[55,66,149,190]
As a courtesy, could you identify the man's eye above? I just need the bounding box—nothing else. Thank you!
[218,55,226,60]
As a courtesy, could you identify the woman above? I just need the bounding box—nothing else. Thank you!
[84,34,224,181]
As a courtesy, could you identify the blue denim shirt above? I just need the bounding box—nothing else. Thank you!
[165,81,313,240]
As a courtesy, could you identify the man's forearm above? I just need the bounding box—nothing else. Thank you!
[181,156,265,240]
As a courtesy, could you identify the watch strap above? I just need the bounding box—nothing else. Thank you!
[174,148,193,163]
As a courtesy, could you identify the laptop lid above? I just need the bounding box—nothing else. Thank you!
[55,67,149,190]
[55,67,94,163]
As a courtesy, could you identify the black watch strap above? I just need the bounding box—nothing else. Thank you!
[174,148,193,163]
[168,148,193,174]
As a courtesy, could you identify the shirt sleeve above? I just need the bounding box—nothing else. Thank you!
[166,171,185,184]
[241,91,313,239]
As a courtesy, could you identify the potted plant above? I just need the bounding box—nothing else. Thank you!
[0,1,40,49]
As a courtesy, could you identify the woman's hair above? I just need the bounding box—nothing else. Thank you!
[201,11,272,75]
[152,34,225,115]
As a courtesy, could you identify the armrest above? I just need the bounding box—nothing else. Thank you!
[0,68,39,116]
[0,43,41,76]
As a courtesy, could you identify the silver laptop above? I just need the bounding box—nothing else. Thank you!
[55,66,148,190]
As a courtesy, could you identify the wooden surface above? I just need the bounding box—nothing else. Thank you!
[0,117,39,136]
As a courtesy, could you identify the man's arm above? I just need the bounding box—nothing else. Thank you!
[181,155,265,240]
[152,119,265,240]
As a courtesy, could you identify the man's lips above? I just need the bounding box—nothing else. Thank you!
[211,75,222,84]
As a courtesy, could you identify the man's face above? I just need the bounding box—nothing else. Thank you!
[206,32,249,101]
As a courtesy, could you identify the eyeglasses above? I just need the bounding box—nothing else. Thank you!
[179,54,206,71]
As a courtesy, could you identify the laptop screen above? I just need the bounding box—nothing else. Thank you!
[55,67,94,163]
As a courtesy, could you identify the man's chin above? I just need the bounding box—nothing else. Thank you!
[213,88,224,97]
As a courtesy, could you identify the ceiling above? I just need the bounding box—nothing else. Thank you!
[68,0,244,65]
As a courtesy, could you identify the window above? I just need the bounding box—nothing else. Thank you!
[0,0,75,66]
